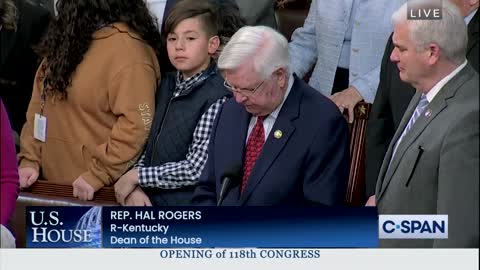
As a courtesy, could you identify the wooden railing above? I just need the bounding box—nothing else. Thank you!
[12,181,118,247]
[20,180,117,205]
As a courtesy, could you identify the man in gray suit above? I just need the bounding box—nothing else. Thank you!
[372,0,479,247]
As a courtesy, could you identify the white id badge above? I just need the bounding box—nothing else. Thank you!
[34,113,47,142]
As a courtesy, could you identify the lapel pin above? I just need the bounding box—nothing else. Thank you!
[424,109,432,118]
[274,130,283,139]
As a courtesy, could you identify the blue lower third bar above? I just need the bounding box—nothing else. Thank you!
[25,206,378,248]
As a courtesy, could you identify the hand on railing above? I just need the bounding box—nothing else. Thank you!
[19,181,118,204]
[124,186,152,206]
[114,168,139,205]
[19,167,39,188]
[72,176,95,201]
[330,86,364,123]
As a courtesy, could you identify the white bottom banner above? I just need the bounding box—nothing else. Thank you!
[1,249,478,270]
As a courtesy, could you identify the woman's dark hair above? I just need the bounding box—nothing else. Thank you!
[39,0,162,98]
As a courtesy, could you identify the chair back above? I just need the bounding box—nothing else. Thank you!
[345,102,372,206]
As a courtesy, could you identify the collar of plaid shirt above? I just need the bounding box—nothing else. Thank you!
[174,70,207,97]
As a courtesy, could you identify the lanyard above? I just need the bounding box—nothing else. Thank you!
[40,80,47,116]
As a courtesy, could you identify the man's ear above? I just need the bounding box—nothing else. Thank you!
[275,67,288,89]
[469,0,479,7]
[427,43,441,66]
[208,35,220,55]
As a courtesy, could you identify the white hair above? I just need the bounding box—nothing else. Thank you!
[392,0,468,64]
[217,26,291,79]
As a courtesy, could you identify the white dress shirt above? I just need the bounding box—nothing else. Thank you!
[425,60,468,102]
[145,0,167,30]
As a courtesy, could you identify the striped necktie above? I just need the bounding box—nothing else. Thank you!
[391,94,429,161]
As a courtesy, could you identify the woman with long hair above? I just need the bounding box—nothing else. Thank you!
[18,0,162,201]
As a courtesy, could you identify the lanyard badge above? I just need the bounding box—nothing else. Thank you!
[34,80,48,142]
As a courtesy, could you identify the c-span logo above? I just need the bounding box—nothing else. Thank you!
[379,215,448,239]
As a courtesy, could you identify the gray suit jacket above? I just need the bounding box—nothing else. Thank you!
[234,0,277,29]
[375,64,479,248]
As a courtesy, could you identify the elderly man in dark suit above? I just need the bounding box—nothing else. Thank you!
[372,0,478,247]
[0,0,50,135]
[192,26,349,206]
[365,0,479,199]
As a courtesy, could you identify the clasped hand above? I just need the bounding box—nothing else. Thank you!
[330,86,363,123]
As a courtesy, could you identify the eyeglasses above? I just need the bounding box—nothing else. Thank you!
[223,76,266,95]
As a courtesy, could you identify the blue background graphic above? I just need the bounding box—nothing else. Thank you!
[102,207,378,248]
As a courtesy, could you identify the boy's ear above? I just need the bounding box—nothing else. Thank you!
[208,35,220,55]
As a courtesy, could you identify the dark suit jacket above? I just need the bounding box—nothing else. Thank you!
[376,64,479,247]
[235,0,277,29]
[365,10,479,197]
[192,76,349,206]
[0,0,50,133]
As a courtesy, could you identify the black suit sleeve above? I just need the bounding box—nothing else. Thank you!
[0,1,51,133]
[466,11,479,72]
[22,0,51,46]
[304,112,350,206]
[364,34,396,198]
[467,43,479,73]
[32,7,50,45]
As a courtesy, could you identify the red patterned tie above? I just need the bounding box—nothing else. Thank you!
[241,116,267,192]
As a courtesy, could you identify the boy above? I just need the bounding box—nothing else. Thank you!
[114,0,232,206]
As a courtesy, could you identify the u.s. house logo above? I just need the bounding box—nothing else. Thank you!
[379,215,448,239]
[27,207,102,248]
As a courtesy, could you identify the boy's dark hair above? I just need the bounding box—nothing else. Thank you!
[164,0,218,37]
[214,0,246,45]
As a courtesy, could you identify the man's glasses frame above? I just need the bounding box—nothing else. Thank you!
[223,76,266,95]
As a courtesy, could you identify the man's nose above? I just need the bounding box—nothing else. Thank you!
[390,47,399,62]
[234,91,247,104]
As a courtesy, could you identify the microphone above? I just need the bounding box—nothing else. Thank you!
[217,165,242,206]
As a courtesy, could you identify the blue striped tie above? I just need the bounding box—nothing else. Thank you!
[391,94,429,160]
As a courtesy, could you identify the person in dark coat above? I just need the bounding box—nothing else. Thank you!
[0,0,51,135]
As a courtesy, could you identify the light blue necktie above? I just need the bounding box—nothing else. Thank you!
[390,94,429,161]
